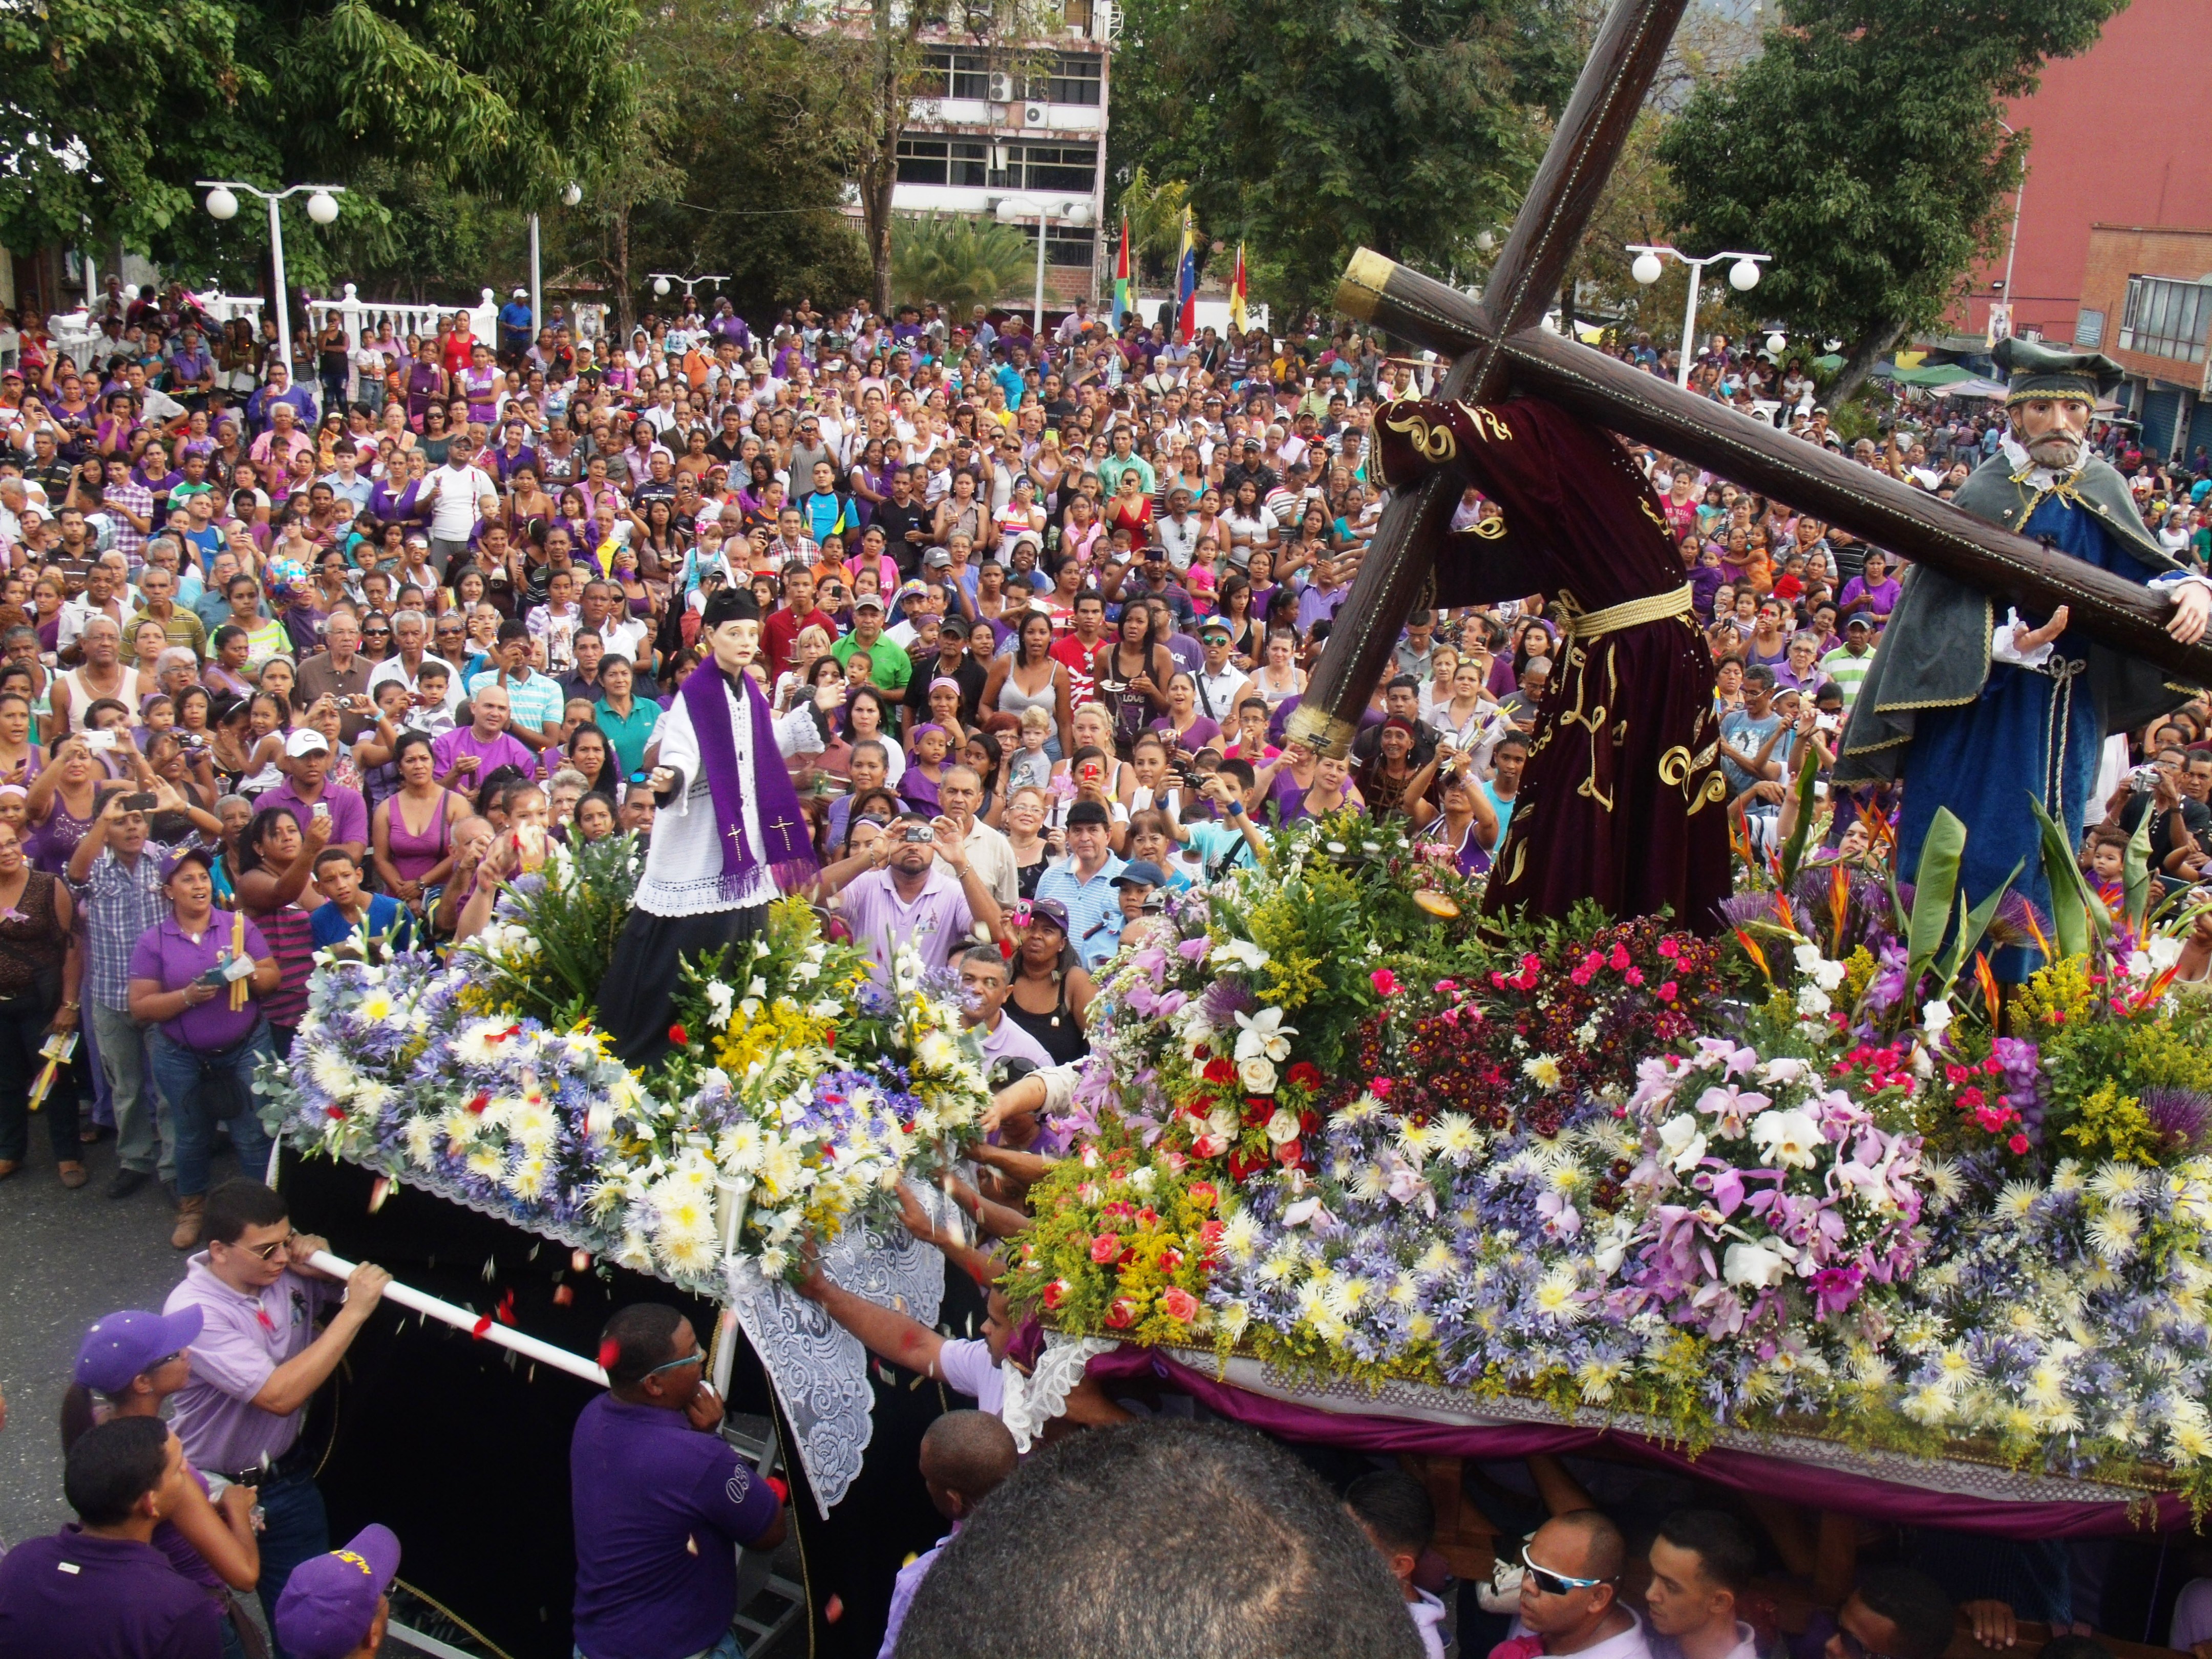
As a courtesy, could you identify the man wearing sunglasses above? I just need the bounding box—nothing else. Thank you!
[571,1304,787,1659]
[1515,1511,1651,1659]
[162,1176,391,1648]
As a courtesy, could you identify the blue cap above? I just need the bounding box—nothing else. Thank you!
[1113,860,1168,890]
[274,1524,401,1659]
[75,1306,204,1393]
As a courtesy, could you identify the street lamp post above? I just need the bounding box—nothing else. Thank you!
[533,183,584,336]
[1627,244,1771,389]
[200,181,344,376]
[647,272,730,308]
[994,197,1094,338]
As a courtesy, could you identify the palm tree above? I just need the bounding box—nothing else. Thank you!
[890,214,1035,321]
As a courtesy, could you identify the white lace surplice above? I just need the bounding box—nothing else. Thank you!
[635,680,821,918]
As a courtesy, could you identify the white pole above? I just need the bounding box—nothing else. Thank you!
[529,212,543,339]
[1034,209,1048,341]
[1676,260,1702,390]
[306,1248,610,1386]
[267,195,293,380]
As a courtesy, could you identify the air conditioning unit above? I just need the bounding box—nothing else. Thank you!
[986,71,1014,102]
[1023,102,1048,126]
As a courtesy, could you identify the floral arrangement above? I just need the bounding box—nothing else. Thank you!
[264,893,992,1289]
[1013,810,2212,1503]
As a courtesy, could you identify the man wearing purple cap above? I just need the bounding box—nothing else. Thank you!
[272,1524,399,1659]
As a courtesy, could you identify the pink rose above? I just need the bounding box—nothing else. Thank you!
[1371,967,1400,995]
[1161,1287,1201,1323]
[1089,1232,1121,1264]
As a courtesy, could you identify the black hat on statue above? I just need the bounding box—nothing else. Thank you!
[700,586,761,630]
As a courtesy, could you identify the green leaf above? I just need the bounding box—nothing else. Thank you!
[1775,739,1823,894]
[1935,860,2023,996]
[2028,794,2107,958]
[1904,805,1966,991]
[2123,797,2156,935]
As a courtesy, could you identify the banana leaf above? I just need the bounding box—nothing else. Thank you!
[2123,798,2156,935]
[2028,796,2107,958]
[1904,807,1966,994]
[1775,742,1824,894]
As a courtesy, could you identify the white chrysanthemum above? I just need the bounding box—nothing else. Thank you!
[1847,1344,1895,1387]
[1934,1344,1981,1397]
[1259,1244,1304,1285]
[757,1139,805,1201]
[1523,1054,1563,1091]
[453,1019,517,1068]
[2089,1162,2147,1206]
[356,989,397,1026]
[2087,1206,2141,1263]
[466,1145,504,1180]
[402,1114,439,1165]
[660,1228,719,1275]
[1218,1301,1252,1342]
[511,1102,559,1158]
[2048,1159,2085,1194]
[1432,1112,1482,1163]
[1321,1274,1369,1320]
[1219,1211,1262,1262]
[1577,1358,1626,1403]
[1902,1384,1954,1424]
[307,1047,357,1099]
[1351,1163,1389,1204]
[1387,1273,1419,1308]
[1533,1267,1584,1321]
[508,1157,549,1201]
[1996,1180,2041,1220]
[1417,1240,1459,1281]
[1922,1156,1965,1208]
[1338,1092,1384,1125]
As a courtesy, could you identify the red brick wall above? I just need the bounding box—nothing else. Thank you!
[2078,224,2212,382]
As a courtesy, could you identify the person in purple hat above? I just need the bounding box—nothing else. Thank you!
[272,1524,399,1659]
[61,1305,265,1626]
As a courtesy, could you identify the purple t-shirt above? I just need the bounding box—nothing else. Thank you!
[257,779,368,850]
[163,1256,338,1476]
[569,1395,781,1659]
[0,1529,223,1659]
[130,913,270,1051]
[431,724,537,785]
[838,866,976,988]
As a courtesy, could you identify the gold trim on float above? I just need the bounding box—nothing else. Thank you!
[1336,248,1395,323]
[1283,702,1358,758]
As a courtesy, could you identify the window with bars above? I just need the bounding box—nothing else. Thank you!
[2118,275,2210,365]
[895,138,990,187]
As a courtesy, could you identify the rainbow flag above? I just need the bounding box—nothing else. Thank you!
[1228,242,1248,336]
[1175,208,1198,344]
[1112,214,1130,330]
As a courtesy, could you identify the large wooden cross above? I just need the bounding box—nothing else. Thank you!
[1288,0,2212,757]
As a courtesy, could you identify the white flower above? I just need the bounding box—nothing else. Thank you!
[1920,999,1953,1035]
[1723,1239,1790,1289]
[1263,1107,1302,1145]
[1239,1055,1280,1095]
[1795,984,1831,1017]
[1792,944,1847,992]
[1760,1057,1811,1086]
[1233,1006,1295,1063]
[1522,1054,1563,1091]
[704,981,735,1028]
[1210,938,1271,974]
[1656,1113,1708,1174]
[1750,1108,1821,1169]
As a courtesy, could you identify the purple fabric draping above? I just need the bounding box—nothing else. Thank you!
[1087,1347,2189,1540]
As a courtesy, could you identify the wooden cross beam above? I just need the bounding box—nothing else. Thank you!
[1290,0,2212,757]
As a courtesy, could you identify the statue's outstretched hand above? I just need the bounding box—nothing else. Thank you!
[2013,605,2070,654]
[2168,582,2210,646]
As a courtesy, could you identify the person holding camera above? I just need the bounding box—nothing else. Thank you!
[815,807,1004,990]
[2114,746,2212,883]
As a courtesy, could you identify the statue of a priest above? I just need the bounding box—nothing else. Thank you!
[1835,338,2209,974]
[601,586,831,1064]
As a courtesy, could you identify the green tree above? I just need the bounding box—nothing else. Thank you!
[1113,0,1579,308]
[1660,0,2126,403]
[891,213,1036,319]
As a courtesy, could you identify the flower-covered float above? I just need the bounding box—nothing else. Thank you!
[260,833,996,1513]
[1003,804,2212,1527]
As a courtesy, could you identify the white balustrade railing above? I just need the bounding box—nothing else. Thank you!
[304,284,498,349]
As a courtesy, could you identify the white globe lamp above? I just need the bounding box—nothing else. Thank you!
[306,190,339,226]
[1630,251,1664,287]
[562,181,583,208]
[653,276,671,297]
[1765,331,1786,355]
[1728,258,1761,292]
[205,187,239,222]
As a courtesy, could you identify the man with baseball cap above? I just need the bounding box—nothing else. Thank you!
[274,1523,400,1659]
[260,727,368,863]
[1033,799,1126,971]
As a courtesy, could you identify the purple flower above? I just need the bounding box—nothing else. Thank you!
[1177,934,1212,963]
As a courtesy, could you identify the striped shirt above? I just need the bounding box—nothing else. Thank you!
[1818,644,1876,711]
[74,846,174,1011]
[252,904,315,1028]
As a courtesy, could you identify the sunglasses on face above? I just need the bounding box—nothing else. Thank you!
[222,1230,295,1263]
[1519,1545,1614,1598]
[642,1349,704,1377]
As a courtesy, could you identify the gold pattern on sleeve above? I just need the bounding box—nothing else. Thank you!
[1380,407,1458,463]
[1451,403,1514,443]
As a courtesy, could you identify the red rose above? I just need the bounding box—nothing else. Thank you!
[1275,1138,1304,1167]
[1227,1148,1266,1183]
[1202,1056,1237,1084]
[325,1104,346,1120]
[1187,1181,1219,1209]
[1103,1297,1137,1329]
[1287,1061,1324,1092]
[667,1023,689,1047]
[1041,1278,1070,1309]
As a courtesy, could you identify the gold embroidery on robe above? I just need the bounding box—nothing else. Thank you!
[1381,409,1458,463]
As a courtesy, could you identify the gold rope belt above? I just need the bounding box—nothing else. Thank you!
[1560,583,1695,640]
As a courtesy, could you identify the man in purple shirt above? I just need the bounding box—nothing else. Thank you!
[162,1178,391,1653]
[431,682,538,796]
[813,810,1004,989]
[876,1412,1017,1659]
[0,1415,223,1659]
[1295,554,1351,634]
[260,729,369,862]
[571,1304,786,1659]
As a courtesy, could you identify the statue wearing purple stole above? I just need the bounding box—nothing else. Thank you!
[601,587,830,1065]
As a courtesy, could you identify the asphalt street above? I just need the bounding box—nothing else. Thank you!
[0,1126,264,1543]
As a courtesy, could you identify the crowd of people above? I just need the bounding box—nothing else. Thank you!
[3,277,2212,1658]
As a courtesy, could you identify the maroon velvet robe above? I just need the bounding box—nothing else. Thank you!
[1373,396,1731,933]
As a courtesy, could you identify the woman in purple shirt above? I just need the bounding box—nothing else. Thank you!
[127,845,281,1222]
[1836,549,1901,627]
